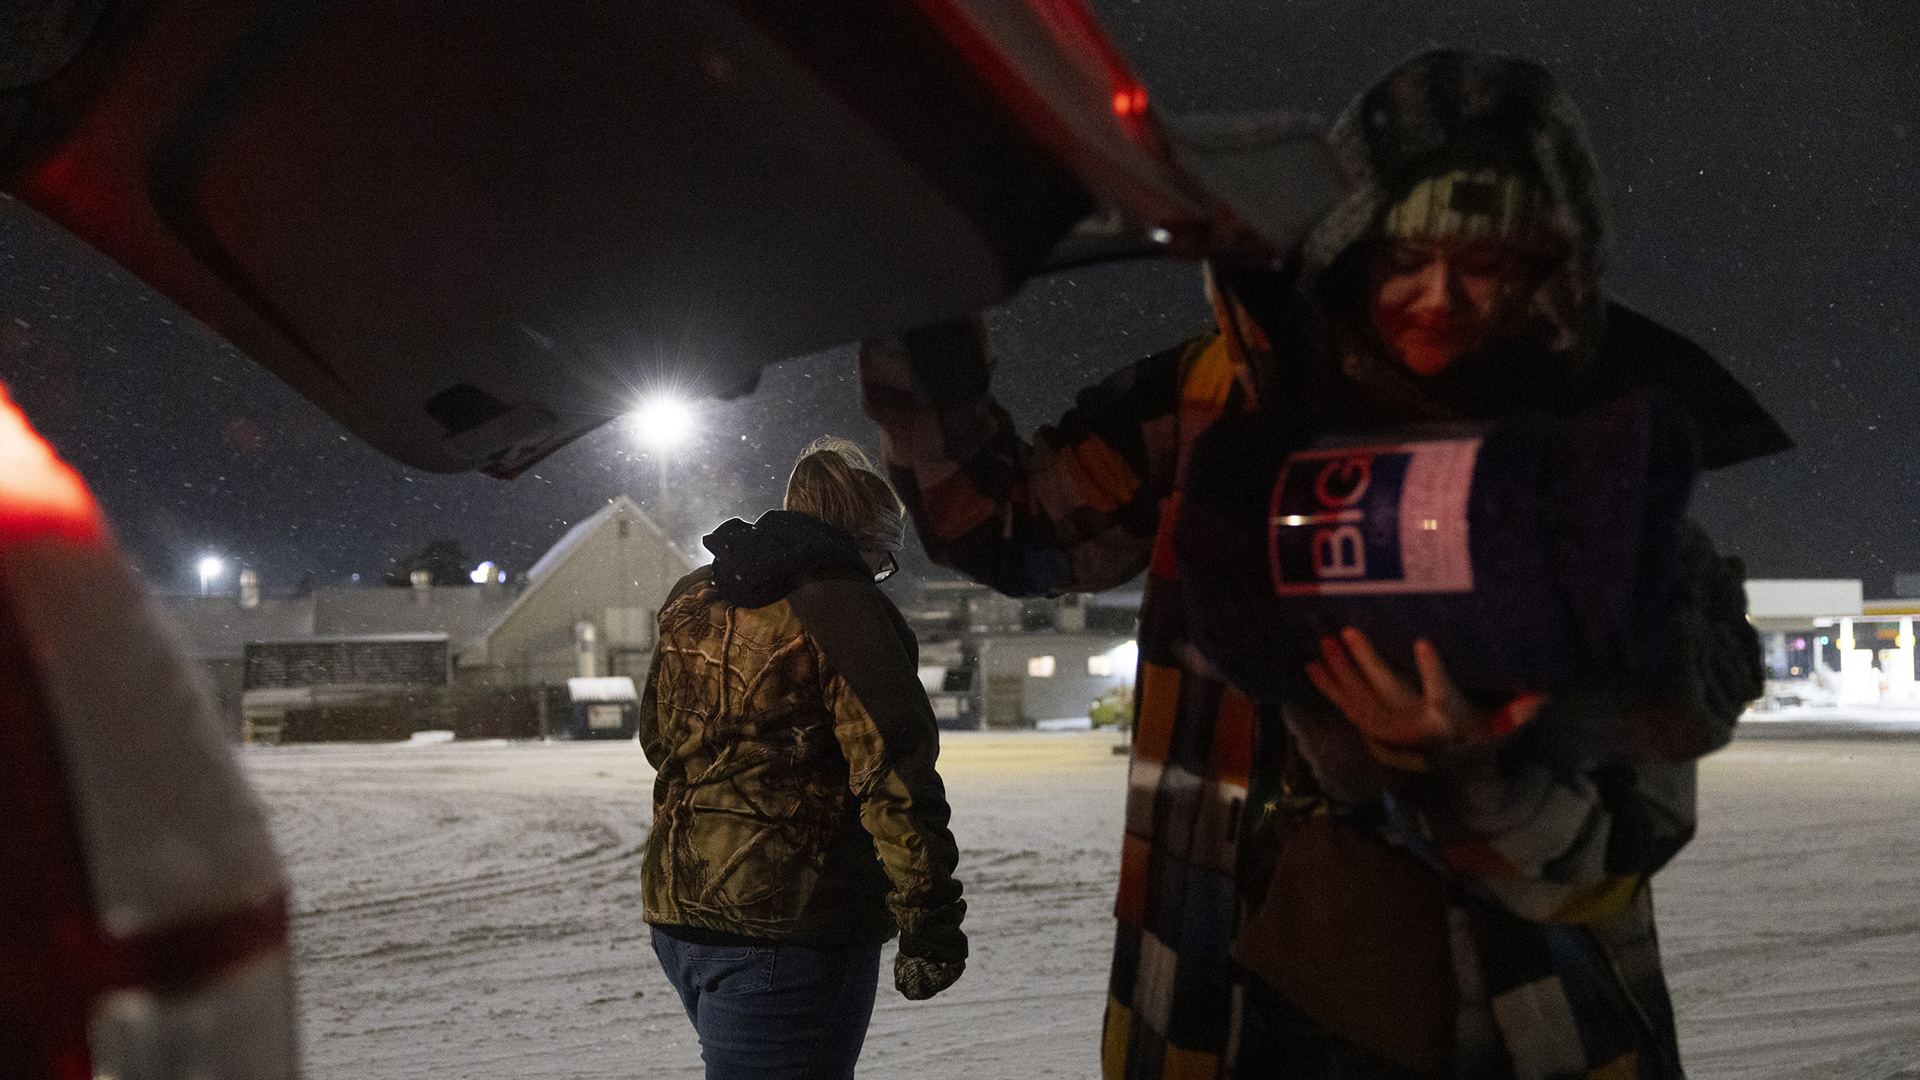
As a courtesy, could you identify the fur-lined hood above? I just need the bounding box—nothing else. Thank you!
[1303,49,1608,284]
[1269,48,1607,426]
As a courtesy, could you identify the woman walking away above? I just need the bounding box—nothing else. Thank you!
[642,437,967,1080]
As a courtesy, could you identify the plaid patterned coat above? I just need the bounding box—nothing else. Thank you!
[861,316,1759,1078]
[862,49,1766,1079]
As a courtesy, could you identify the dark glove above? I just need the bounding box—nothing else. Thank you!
[895,953,965,1000]
[894,903,967,1000]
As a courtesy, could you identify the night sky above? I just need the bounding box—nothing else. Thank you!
[0,1,1914,597]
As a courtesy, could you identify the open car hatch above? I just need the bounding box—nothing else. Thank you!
[0,0,1342,476]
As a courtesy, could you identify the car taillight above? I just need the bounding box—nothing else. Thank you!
[0,383,297,1079]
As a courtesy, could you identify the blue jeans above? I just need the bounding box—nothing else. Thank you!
[651,928,881,1080]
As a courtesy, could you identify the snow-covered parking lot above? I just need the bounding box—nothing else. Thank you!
[241,731,1920,1079]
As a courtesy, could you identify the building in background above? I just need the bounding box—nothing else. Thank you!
[160,496,691,740]
[1746,578,1919,708]
[240,633,452,743]
[901,579,1139,730]
[163,587,315,733]
[453,496,691,687]
[164,567,1919,737]
[160,499,1166,739]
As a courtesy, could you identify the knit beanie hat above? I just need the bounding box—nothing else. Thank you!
[1377,167,1544,244]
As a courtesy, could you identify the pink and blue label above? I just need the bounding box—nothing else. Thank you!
[1269,438,1481,595]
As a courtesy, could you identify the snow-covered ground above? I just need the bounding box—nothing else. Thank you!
[245,732,1124,1080]
[1742,703,1920,738]
[241,731,1920,1079]
[1657,739,1920,1078]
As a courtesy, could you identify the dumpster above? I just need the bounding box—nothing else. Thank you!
[565,677,638,740]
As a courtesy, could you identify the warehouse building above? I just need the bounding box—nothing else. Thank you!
[161,496,691,739]
[903,580,1139,730]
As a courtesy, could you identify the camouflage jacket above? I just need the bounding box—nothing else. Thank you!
[640,512,965,959]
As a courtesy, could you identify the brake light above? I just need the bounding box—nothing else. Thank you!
[1024,0,1153,129]
[915,0,1158,149]
[0,384,100,544]
[0,382,296,1078]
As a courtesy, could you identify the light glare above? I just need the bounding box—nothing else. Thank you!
[630,396,697,451]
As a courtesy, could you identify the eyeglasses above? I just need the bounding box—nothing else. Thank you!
[872,552,898,583]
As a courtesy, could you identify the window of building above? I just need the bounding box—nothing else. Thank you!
[1087,654,1114,676]
[1027,655,1056,678]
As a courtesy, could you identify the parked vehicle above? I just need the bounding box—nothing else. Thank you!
[0,1,1341,1073]
[0,385,294,1079]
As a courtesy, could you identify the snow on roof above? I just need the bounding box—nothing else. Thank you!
[156,596,317,660]
[568,676,637,702]
[524,512,606,586]
[311,584,513,642]
[459,496,686,658]
[251,632,450,646]
[524,495,683,585]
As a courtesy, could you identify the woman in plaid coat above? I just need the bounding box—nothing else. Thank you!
[860,49,1776,1080]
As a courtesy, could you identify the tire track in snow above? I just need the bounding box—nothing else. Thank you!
[248,742,693,1080]
[244,735,1920,1080]
[243,734,1131,1080]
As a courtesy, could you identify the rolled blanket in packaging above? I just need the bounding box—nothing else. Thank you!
[1174,390,1700,705]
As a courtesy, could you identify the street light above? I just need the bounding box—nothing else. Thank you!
[198,555,225,596]
[629,395,696,452]
[628,395,698,512]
